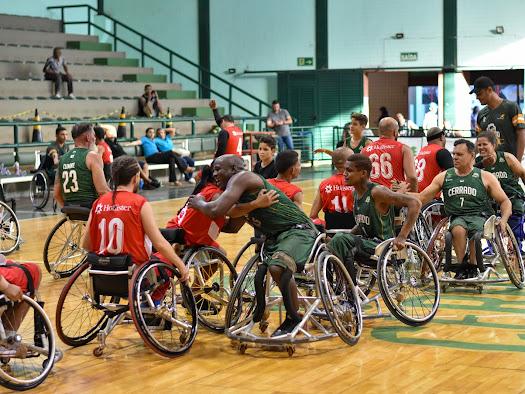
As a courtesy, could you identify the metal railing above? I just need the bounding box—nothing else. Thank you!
[46,4,272,124]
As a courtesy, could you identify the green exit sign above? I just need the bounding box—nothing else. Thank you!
[400,52,418,61]
[297,57,314,66]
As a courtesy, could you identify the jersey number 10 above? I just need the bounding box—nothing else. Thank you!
[98,218,124,254]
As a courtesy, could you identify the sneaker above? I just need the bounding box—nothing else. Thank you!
[53,93,62,99]
[187,178,196,184]
[271,316,298,337]
[68,93,75,99]
[150,178,161,188]
[142,182,156,190]
[454,268,468,280]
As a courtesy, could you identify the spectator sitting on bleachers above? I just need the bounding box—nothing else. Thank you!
[101,124,160,190]
[154,127,195,184]
[43,124,69,181]
[127,127,193,186]
[43,47,74,99]
[138,84,163,117]
[94,126,113,181]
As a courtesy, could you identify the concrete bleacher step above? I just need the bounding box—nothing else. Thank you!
[0,62,154,80]
[0,45,126,63]
[157,90,197,99]
[0,14,61,33]
[0,28,97,48]
[123,74,167,83]
[0,98,211,123]
[66,41,112,51]
[0,80,182,99]
[94,58,139,67]
[182,107,224,117]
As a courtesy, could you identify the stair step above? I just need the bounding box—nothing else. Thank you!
[156,90,197,99]
[67,41,112,52]
[123,74,167,83]
[94,58,139,67]
[182,107,224,118]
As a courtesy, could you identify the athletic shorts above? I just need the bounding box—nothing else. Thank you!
[449,216,486,238]
[0,262,40,293]
[328,233,379,267]
[264,227,317,272]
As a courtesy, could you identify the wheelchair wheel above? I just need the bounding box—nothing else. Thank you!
[377,240,440,326]
[426,217,449,271]
[129,261,198,357]
[56,262,109,346]
[0,295,55,391]
[0,201,20,255]
[316,251,362,346]
[184,247,237,333]
[43,217,86,278]
[422,200,445,231]
[225,255,261,330]
[232,237,262,269]
[29,171,50,209]
[495,224,525,289]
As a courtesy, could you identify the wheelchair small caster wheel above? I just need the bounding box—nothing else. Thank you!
[54,349,63,363]
[286,345,295,357]
[238,343,248,355]
[477,287,483,294]
[93,347,104,357]
[53,273,61,280]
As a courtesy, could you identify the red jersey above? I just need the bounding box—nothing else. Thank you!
[89,191,151,265]
[318,173,354,213]
[98,140,113,164]
[267,178,302,201]
[224,125,243,156]
[166,184,226,247]
[362,137,405,189]
[415,144,443,195]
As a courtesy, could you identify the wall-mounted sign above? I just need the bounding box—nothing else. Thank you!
[400,52,418,61]
[297,57,314,66]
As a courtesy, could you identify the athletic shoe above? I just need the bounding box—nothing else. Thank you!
[53,93,62,99]
[68,94,75,99]
[187,178,196,184]
[271,316,297,337]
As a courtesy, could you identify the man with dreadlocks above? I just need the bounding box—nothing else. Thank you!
[82,156,189,282]
[188,154,318,336]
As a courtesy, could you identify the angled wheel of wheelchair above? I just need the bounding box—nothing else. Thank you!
[225,255,262,332]
[55,262,110,346]
[422,200,445,231]
[495,223,525,289]
[316,251,362,345]
[129,261,198,357]
[377,240,440,326]
[43,217,86,278]
[30,171,50,210]
[232,237,263,269]
[183,247,237,333]
[0,201,20,255]
[426,217,449,272]
[0,295,56,391]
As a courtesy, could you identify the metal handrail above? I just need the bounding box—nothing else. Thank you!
[46,4,272,119]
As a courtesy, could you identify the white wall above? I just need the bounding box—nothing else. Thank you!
[458,0,525,69]
[210,0,316,117]
[328,0,443,69]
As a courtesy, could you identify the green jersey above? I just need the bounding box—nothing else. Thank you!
[58,147,98,204]
[477,99,525,157]
[478,152,523,199]
[442,167,493,217]
[353,183,394,240]
[238,175,314,238]
[345,136,371,154]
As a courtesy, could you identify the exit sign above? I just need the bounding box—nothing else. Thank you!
[400,52,418,61]
[297,57,314,66]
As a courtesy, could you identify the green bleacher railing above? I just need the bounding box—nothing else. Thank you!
[46,4,272,126]
[0,116,264,162]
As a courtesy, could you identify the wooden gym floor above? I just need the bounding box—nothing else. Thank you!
[3,177,525,394]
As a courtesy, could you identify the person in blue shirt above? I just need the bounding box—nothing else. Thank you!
[154,128,195,184]
[128,127,193,186]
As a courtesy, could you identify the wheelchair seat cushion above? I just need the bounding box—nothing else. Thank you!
[61,205,92,221]
[160,228,186,245]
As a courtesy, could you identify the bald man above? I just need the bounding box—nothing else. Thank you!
[188,154,318,336]
[310,147,356,229]
[362,117,418,191]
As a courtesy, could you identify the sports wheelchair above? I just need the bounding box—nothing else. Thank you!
[226,232,363,356]
[0,267,61,391]
[160,229,237,333]
[29,154,55,211]
[0,201,21,256]
[43,205,89,278]
[427,215,525,293]
[55,253,198,358]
